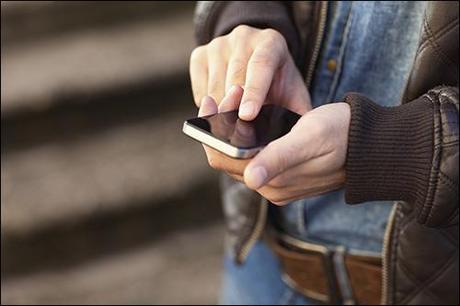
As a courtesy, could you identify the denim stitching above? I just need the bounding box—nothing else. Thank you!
[325,2,353,102]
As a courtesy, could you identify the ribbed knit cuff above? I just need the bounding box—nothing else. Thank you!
[344,93,434,206]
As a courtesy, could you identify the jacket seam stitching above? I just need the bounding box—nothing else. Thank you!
[423,17,457,68]
[439,226,459,245]
[443,209,459,226]
[438,171,458,195]
[399,249,458,304]
[419,93,442,224]
[417,18,459,56]
[397,259,443,303]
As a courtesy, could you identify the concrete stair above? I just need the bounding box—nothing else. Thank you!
[1,2,226,304]
[1,3,195,115]
[2,223,225,305]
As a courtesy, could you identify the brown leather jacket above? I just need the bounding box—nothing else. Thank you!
[195,1,459,304]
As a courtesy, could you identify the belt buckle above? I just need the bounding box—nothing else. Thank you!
[274,232,342,304]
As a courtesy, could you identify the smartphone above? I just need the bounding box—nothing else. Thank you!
[182,104,301,159]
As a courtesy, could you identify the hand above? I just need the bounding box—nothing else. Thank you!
[198,93,351,206]
[243,102,351,205]
[190,25,311,119]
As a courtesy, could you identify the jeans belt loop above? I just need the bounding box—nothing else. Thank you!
[333,246,355,305]
[266,230,342,304]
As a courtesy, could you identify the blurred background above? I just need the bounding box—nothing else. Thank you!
[1,1,225,304]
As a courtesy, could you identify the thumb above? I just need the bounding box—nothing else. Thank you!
[244,132,302,190]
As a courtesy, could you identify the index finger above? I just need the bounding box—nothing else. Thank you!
[239,32,287,120]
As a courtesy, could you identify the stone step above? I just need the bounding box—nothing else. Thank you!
[1,78,224,281]
[0,4,228,304]
[1,1,195,46]
[1,8,195,117]
[1,222,225,305]
[1,90,216,237]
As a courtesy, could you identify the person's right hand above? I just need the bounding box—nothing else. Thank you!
[189,25,311,120]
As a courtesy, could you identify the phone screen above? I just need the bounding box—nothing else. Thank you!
[186,105,301,149]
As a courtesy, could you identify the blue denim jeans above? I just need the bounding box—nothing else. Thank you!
[220,1,426,304]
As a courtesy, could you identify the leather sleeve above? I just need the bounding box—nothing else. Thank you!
[344,86,459,228]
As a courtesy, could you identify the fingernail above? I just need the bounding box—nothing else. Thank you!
[201,96,211,106]
[218,99,228,112]
[247,166,267,189]
[226,84,239,96]
[239,102,254,119]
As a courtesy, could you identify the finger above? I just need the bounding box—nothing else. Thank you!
[198,96,218,117]
[265,159,345,191]
[239,33,287,120]
[226,172,244,183]
[218,84,244,112]
[269,61,312,115]
[190,46,208,107]
[256,185,305,206]
[207,38,228,105]
[203,145,248,174]
[244,131,308,190]
[259,172,345,205]
[225,52,248,93]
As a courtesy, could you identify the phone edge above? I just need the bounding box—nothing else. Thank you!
[182,121,261,159]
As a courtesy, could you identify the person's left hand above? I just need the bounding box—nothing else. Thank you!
[198,91,351,205]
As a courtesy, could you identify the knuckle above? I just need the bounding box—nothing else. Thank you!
[244,84,263,97]
[251,49,276,68]
[190,46,205,62]
[266,143,290,173]
[232,25,251,37]
[262,29,286,49]
[262,28,282,40]
[208,36,225,51]
[276,154,290,174]
[268,176,286,188]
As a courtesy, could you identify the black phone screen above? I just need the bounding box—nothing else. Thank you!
[186,105,301,149]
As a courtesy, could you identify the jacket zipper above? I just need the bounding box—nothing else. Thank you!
[305,1,328,87]
[236,197,268,264]
[236,1,328,264]
[381,203,398,305]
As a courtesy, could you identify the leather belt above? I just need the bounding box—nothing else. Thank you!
[266,230,382,305]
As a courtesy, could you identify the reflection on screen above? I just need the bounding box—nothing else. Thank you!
[187,105,301,149]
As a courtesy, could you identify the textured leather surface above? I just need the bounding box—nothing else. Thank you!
[392,201,459,305]
[391,1,459,303]
[402,2,459,103]
[391,87,459,305]
[417,87,459,227]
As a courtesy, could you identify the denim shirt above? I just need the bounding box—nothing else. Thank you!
[274,1,427,253]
